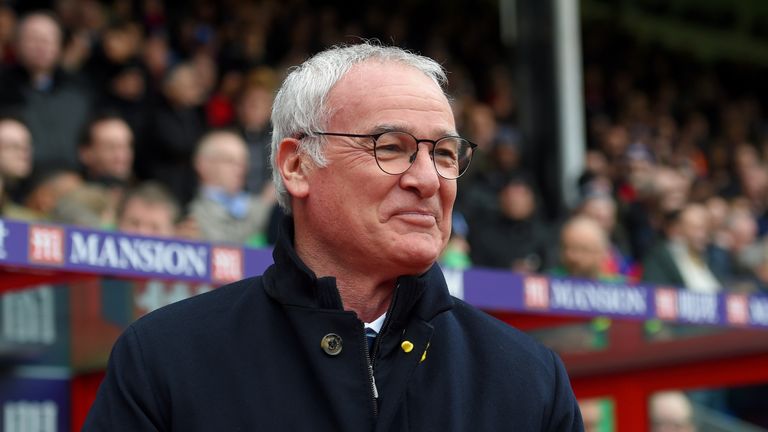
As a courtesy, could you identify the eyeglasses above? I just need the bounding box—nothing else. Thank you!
[312,131,477,179]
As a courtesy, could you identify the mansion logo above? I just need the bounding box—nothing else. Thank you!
[523,276,550,310]
[726,294,750,326]
[655,288,678,321]
[0,220,8,259]
[69,231,209,278]
[655,288,718,324]
[549,279,648,315]
[211,247,243,283]
[28,225,65,265]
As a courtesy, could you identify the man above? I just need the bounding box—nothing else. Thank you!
[235,68,277,195]
[140,62,206,205]
[643,203,723,293]
[22,164,83,219]
[468,175,554,272]
[187,129,273,245]
[650,391,697,432]
[0,115,33,197]
[551,216,621,282]
[78,113,135,185]
[0,11,91,168]
[85,43,583,431]
[116,181,179,237]
[576,192,633,276]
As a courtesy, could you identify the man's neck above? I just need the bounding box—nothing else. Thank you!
[293,228,396,323]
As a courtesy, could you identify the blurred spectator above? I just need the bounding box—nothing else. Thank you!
[85,21,144,96]
[140,62,206,205]
[0,11,92,168]
[0,6,16,63]
[576,193,634,278]
[99,60,150,145]
[711,203,765,292]
[578,398,614,432]
[650,391,696,432]
[0,176,38,220]
[0,114,33,199]
[459,126,525,219]
[206,68,242,127]
[579,399,601,432]
[50,184,111,228]
[459,102,497,185]
[117,181,179,237]
[78,112,135,185]
[467,175,553,272]
[187,130,273,245]
[235,67,277,195]
[22,164,83,219]
[625,164,691,261]
[642,203,723,293]
[550,215,622,282]
[142,32,172,91]
[78,112,137,227]
[440,213,472,270]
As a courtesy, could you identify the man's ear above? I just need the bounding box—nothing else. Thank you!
[276,138,310,200]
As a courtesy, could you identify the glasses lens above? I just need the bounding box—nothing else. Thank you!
[434,137,473,179]
[373,132,474,179]
[374,132,416,175]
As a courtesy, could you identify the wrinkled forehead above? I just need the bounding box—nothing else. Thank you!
[326,61,455,134]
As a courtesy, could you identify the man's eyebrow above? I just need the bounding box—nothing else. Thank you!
[370,124,458,137]
[370,124,405,134]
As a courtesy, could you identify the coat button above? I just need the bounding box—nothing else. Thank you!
[321,333,343,356]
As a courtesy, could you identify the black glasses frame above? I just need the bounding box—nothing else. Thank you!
[311,131,478,179]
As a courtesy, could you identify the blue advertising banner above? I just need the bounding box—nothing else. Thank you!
[1,219,768,330]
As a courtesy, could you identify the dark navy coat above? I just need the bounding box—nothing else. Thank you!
[84,225,583,431]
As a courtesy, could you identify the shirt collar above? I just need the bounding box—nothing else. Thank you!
[364,313,387,334]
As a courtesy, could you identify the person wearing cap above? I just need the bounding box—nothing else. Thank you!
[85,42,583,431]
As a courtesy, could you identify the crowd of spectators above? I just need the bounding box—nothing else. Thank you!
[3,1,768,427]
[1,0,768,299]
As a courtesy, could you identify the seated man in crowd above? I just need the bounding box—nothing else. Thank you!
[116,181,179,238]
[77,112,136,227]
[550,215,622,282]
[643,203,723,292]
[187,129,274,245]
[0,114,33,200]
[467,174,554,272]
[78,112,134,187]
[22,164,83,220]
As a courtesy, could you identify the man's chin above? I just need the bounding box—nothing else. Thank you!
[391,250,440,275]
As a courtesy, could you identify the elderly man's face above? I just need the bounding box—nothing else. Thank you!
[302,61,457,276]
[17,15,61,74]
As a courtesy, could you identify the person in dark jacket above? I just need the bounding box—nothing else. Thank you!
[0,11,92,169]
[85,43,583,431]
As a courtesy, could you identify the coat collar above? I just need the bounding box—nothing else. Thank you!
[262,217,454,327]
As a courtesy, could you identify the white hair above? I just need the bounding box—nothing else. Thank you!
[270,42,448,213]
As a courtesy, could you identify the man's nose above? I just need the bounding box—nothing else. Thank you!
[399,143,440,197]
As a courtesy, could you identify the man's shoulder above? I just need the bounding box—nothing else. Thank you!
[444,297,555,364]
